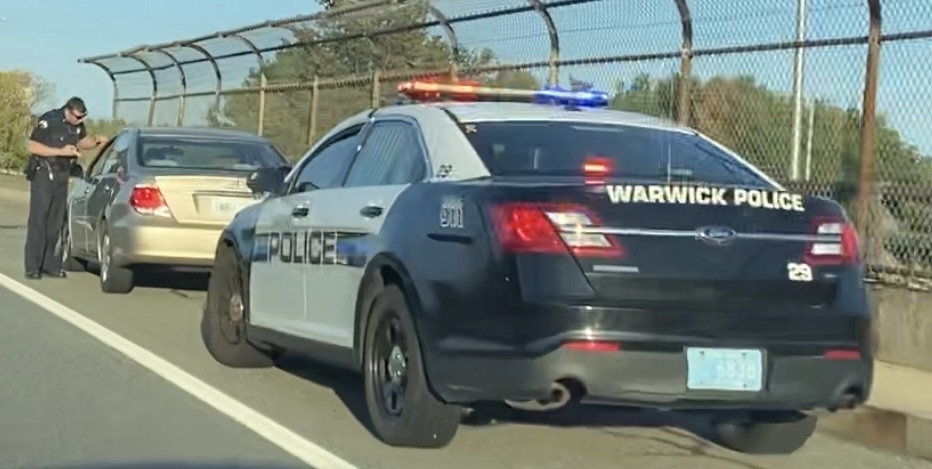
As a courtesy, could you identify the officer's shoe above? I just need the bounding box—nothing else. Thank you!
[41,270,67,279]
[24,271,41,280]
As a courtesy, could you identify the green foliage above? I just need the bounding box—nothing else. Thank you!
[212,1,539,160]
[85,117,130,139]
[0,71,37,170]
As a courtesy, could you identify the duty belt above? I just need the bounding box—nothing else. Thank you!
[44,158,74,173]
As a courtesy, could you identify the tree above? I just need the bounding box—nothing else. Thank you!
[212,0,539,159]
[0,70,41,170]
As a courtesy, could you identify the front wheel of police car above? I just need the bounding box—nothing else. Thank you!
[201,244,280,368]
[362,285,462,448]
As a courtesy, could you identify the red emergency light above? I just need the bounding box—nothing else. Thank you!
[396,80,610,108]
[397,79,484,102]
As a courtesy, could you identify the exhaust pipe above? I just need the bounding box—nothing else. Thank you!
[810,390,862,416]
[837,392,859,410]
[505,381,573,412]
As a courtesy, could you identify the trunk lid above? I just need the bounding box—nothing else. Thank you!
[152,173,260,226]
[486,178,857,309]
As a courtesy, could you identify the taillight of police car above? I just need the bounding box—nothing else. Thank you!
[488,202,624,258]
[583,156,614,185]
[804,216,860,266]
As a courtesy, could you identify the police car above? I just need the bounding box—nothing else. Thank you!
[200,81,873,453]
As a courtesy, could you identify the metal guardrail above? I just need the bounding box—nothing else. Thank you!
[76,0,932,285]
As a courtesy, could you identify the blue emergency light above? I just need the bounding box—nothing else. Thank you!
[533,85,610,108]
[397,81,609,109]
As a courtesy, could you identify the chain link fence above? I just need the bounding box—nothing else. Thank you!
[77,0,932,286]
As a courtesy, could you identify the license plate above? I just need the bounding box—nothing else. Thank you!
[210,197,253,216]
[686,348,763,392]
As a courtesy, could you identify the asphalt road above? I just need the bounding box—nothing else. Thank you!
[0,174,929,469]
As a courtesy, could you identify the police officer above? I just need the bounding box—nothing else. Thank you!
[24,97,107,280]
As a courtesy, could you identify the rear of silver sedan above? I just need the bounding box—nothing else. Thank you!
[64,128,289,293]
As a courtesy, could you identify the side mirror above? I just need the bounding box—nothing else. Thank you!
[247,166,289,195]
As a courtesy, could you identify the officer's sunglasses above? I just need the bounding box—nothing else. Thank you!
[67,108,87,121]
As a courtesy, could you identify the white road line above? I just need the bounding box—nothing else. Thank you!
[0,272,360,469]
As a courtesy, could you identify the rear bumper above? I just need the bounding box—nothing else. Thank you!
[110,222,222,268]
[430,343,872,411]
[423,304,873,412]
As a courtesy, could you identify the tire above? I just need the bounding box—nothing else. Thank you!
[362,284,461,448]
[98,225,134,294]
[200,244,278,368]
[713,411,817,455]
[61,223,85,272]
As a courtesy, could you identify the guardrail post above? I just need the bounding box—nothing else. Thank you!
[183,42,223,125]
[122,51,158,126]
[857,0,883,263]
[425,4,460,80]
[79,60,120,120]
[528,0,560,87]
[306,75,319,146]
[229,33,268,135]
[371,69,381,108]
[674,0,694,126]
[149,48,187,126]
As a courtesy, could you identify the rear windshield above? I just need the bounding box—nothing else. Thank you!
[461,121,773,188]
[136,137,287,171]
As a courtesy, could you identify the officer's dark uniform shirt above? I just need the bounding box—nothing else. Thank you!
[29,108,86,171]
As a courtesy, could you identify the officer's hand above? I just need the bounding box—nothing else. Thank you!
[94,135,109,146]
[62,145,81,157]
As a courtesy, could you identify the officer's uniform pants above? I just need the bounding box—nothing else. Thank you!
[24,167,69,273]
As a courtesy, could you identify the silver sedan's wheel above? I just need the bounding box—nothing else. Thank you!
[97,225,134,294]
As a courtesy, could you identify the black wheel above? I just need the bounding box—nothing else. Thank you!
[98,225,134,294]
[362,285,461,448]
[713,411,817,455]
[200,244,279,368]
[60,221,85,272]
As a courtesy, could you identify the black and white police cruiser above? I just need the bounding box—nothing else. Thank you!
[200,80,873,453]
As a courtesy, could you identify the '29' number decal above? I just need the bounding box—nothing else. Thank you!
[786,262,813,282]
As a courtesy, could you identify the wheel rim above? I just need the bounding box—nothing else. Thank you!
[371,312,409,418]
[61,229,71,264]
[100,234,111,283]
[218,291,245,344]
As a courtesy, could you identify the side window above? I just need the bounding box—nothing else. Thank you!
[343,121,426,188]
[109,134,132,175]
[291,132,359,193]
[96,132,132,176]
[87,142,117,178]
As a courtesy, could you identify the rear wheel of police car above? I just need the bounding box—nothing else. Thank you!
[713,411,817,455]
[98,224,134,294]
[201,244,280,368]
[362,285,461,448]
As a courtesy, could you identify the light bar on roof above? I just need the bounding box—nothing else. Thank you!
[396,81,610,108]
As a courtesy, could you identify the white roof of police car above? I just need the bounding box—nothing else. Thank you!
[309,102,781,189]
[376,101,692,134]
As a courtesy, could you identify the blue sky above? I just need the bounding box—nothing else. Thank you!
[1,0,929,155]
[0,0,315,113]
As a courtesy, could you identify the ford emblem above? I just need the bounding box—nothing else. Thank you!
[696,225,737,246]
